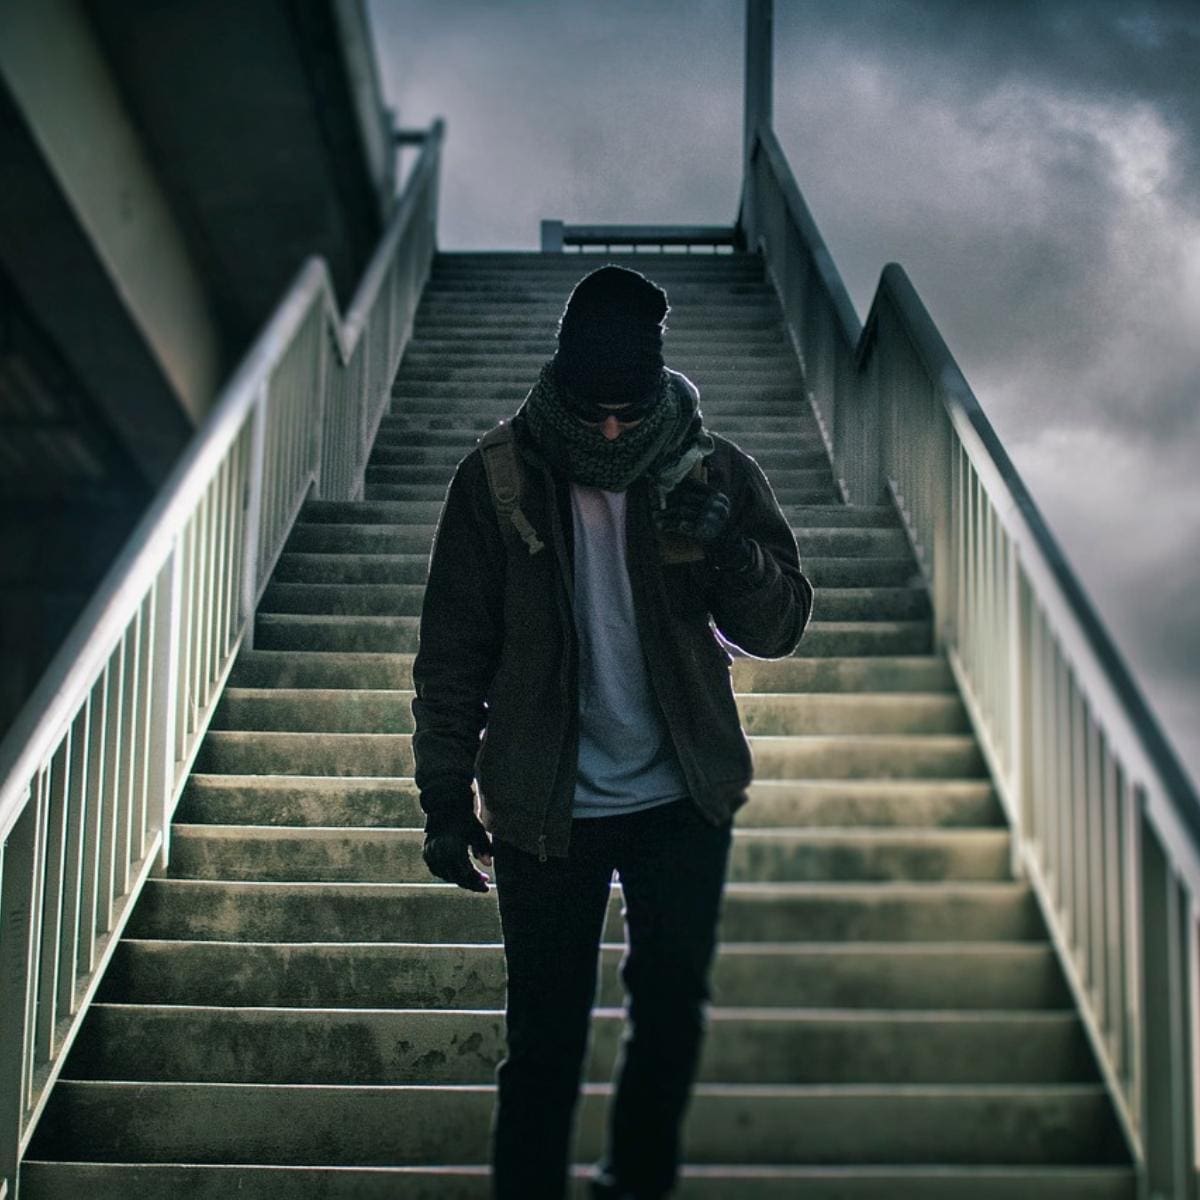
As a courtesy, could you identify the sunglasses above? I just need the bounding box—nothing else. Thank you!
[566,390,661,425]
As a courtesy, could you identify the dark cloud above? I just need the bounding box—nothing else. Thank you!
[368,0,1200,788]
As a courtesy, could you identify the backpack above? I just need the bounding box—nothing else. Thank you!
[478,421,706,564]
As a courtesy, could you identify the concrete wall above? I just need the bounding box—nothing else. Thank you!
[0,0,222,425]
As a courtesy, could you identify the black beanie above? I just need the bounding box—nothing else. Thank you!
[553,265,669,406]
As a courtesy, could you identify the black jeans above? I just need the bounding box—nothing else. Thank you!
[490,796,733,1200]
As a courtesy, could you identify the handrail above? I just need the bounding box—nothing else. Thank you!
[0,118,444,1193]
[743,119,1199,1193]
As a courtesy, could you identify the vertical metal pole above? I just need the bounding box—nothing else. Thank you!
[1138,794,1191,1199]
[0,795,37,1197]
[148,549,182,875]
[740,0,773,252]
[241,386,269,651]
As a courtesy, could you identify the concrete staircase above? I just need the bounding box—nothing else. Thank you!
[22,252,1134,1197]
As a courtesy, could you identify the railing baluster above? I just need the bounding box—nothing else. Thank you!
[36,739,71,1064]
[78,669,107,977]
[0,790,38,1195]
[96,643,124,933]
[23,773,48,1107]
[1139,796,1193,1197]
[114,623,138,898]
[57,701,89,1018]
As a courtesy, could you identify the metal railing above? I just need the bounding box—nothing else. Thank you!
[540,220,738,253]
[744,121,1199,1198]
[0,118,444,1194]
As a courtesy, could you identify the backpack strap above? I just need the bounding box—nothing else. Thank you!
[479,421,545,556]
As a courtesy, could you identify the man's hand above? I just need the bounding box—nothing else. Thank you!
[422,811,493,893]
[654,478,756,573]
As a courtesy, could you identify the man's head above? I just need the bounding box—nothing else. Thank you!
[553,265,669,438]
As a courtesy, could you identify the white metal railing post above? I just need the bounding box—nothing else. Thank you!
[239,383,269,651]
[0,792,36,1197]
[311,305,330,501]
[1137,795,1195,1199]
[1009,563,1032,881]
[741,0,773,252]
[147,547,182,875]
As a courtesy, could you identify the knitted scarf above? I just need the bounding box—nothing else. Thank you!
[517,361,713,499]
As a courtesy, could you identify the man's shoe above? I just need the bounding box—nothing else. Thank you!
[588,1174,660,1200]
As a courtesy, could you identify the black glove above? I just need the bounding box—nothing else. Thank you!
[421,796,493,893]
[653,478,757,574]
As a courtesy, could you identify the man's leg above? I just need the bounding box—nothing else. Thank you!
[491,820,617,1200]
[597,798,732,1199]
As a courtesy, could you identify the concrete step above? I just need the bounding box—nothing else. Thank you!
[165,825,1013,884]
[410,310,785,332]
[376,412,822,436]
[272,554,431,584]
[211,687,416,731]
[125,880,1044,943]
[430,255,764,276]
[68,1003,1091,1086]
[732,654,953,692]
[249,614,932,656]
[420,279,775,298]
[366,441,831,471]
[298,500,898,529]
[361,481,844,504]
[248,609,931,657]
[211,686,960,735]
[798,557,924,587]
[361,460,837,489]
[179,775,418,827]
[751,734,985,779]
[252,614,422,653]
[790,622,933,656]
[29,1079,1123,1165]
[395,357,800,379]
[402,328,791,348]
[258,583,430,616]
[413,301,782,324]
[224,650,955,694]
[256,582,925,620]
[388,395,817,417]
[281,523,894,557]
[99,939,1072,1011]
[17,1161,1138,1199]
[177,775,1001,831]
[741,780,1003,829]
[227,650,415,689]
[738,693,966,735]
[193,729,414,776]
[813,587,930,620]
[392,379,807,401]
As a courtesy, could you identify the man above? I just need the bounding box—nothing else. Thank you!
[412,264,813,1199]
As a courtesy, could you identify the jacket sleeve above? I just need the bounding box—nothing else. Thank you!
[705,448,814,659]
[410,451,506,815]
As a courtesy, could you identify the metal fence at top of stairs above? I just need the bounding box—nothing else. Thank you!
[739,115,1199,1200]
[0,119,445,1199]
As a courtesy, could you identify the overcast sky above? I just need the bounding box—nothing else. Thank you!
[367,0,1200,794]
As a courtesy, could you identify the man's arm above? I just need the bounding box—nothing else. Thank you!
[703,449,813,659]
[411,451,505,825]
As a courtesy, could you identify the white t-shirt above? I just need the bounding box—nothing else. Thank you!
[568,483,690,818]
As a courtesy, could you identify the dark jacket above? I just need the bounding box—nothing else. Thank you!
[411,372,814,860]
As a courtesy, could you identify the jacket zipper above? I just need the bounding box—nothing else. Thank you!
[537,835,547,863]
